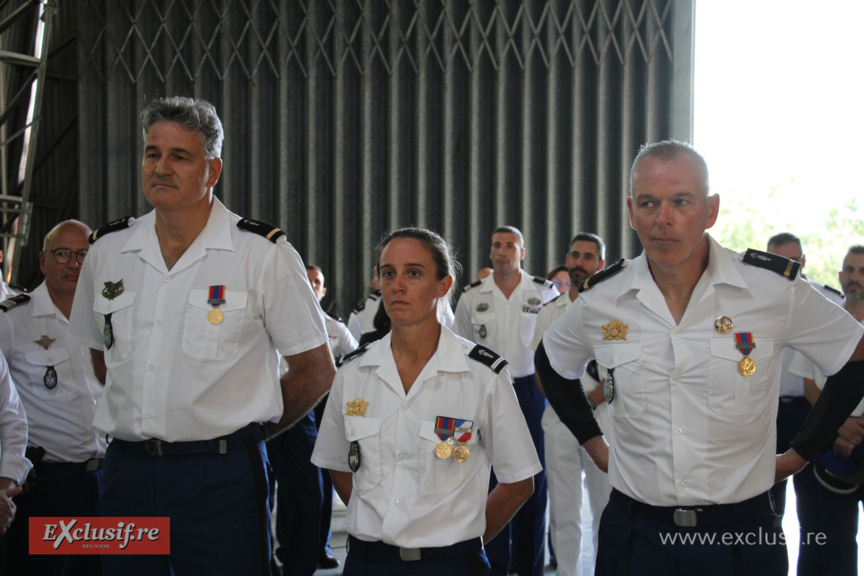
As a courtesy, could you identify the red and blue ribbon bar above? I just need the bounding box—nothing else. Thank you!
[435,416,455,441]
[734,332,755,356]
[208,285,225,306]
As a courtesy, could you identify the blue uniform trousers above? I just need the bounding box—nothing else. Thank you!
[3,458,103,576]
[344,535,491,576]
[266,411,323,576]
[595,489,788,576]
[485,375,546,576]
[771,395,822,575]
[814,479,864,575]
[100,424,271,576]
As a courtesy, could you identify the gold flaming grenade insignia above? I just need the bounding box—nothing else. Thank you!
[345,397,369,417]
[602,319,629,341]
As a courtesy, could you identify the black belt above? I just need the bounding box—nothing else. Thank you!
[779,396,809,406]
[40,458,103,473]
[610,489,781,528]
[110,423,264,456]
[348,535,482,562]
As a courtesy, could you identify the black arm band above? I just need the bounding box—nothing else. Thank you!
[790,359,864,461]
[534,341,602,444]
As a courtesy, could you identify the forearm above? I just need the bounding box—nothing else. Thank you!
[267,344,336,439]
[329,469,353,506]
[483,477,533,544]
[534,342,602,444]
[90,349,106,385]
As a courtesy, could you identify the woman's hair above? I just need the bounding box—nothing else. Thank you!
[545,264,568,281]
[375,227,461,305]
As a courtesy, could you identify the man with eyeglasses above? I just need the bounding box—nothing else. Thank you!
[0,220,106,576]
[532,232,607,576]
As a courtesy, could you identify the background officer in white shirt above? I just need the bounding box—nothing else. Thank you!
[531,233,609,576]
[0,353,30,535]
[0,220,106,576]
[313,227,541,576]
[68,96,335,576]
[536,140,864,576]
[453,226,558,576]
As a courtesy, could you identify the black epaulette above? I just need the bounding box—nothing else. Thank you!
[586,359,599,382]
[236,219,286,243]
[743,249,800,281]
[341,342,371,364]
[89,216,134,244]
[7,284,26,293]
[0,294,31,313]
[325,310,343,323]
[533,276,554,288]
[822,284,843,298]
[578,258,626,293]
[462,279,482,293]
[467,344,508,374]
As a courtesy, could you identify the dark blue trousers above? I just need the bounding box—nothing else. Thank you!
[596,490,788,576]
[4,459,103,576]
[485,376,546,576]
[100,426,271,576]
[344,536,491,576]
[266,411,323,576]
[771,395,822,575]
[814,478,864,575]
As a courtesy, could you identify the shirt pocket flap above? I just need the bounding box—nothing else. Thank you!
[344,417,382,441]
[24,348,71,367]
[595,343,641,369]
[93,291,135,314]
[710,337,773,362]
[419,420,440,443]
[185,290,248,312]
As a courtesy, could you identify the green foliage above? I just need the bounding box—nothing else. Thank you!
[712,181,862,291]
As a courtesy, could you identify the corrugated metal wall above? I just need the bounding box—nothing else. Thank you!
[76,0,693,317]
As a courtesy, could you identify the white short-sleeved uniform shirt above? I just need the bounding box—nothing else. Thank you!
[777,279,845,398]
[68,198,328,442]
[325,313,358,361]
[530,292,609,433]
[347,291,381,341]
[0,282,107,463]
[542,235,864,506]
[0,353,31,483]
[311,326,542,548]
[789,314,864,417]
[453,272,559,378]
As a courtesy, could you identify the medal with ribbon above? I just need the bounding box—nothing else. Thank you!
[208,285,226,325]
[734,332,756,376]
[452,420,473,463]
[434,416,456,459]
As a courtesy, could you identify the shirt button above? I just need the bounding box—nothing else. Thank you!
[670,375,679,383]
[671,330,679,337]
[400,405,408,412]
[144,410,151,418]
[147,364,154,371]
[350,429,355,435]
[155,319,162,326]
[675,427,683,435]
[398,453,405,460]
[678,481,686,489]
[164,277,171,283]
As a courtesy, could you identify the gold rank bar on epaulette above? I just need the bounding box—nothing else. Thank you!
[578,258,626,293]
[236,218,286,243]
[89,216,135,244]
[743,249,800,280]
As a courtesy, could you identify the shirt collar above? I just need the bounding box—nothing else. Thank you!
[357,325,472,375]
[30,282,65,321]
[120,196,236,255]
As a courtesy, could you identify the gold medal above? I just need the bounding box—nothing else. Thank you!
[208,308,224,325]
[738,356,755,376]
[452,444,470,463]
[435,441,453,459]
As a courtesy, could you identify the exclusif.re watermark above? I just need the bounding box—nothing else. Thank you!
[29,517,170,555]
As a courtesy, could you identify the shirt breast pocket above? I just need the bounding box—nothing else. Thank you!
[595,343,645,418]
[93,291,136,361]
[470,311,495,343]
[708,337,774,415]
[181,290,248,361]
[418,420,473,494]
[344,416,382,491]
[24,348,73,398]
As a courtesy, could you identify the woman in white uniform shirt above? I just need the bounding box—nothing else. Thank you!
[312,228,541,576]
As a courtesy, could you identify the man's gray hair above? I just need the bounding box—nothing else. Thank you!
[629,140,709,196]
[141,96,224,161]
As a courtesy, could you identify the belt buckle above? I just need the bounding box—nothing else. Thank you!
[146,439,163,456]
[399,547,421,561]
[85,459,100,472]
[674,508,698,527]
